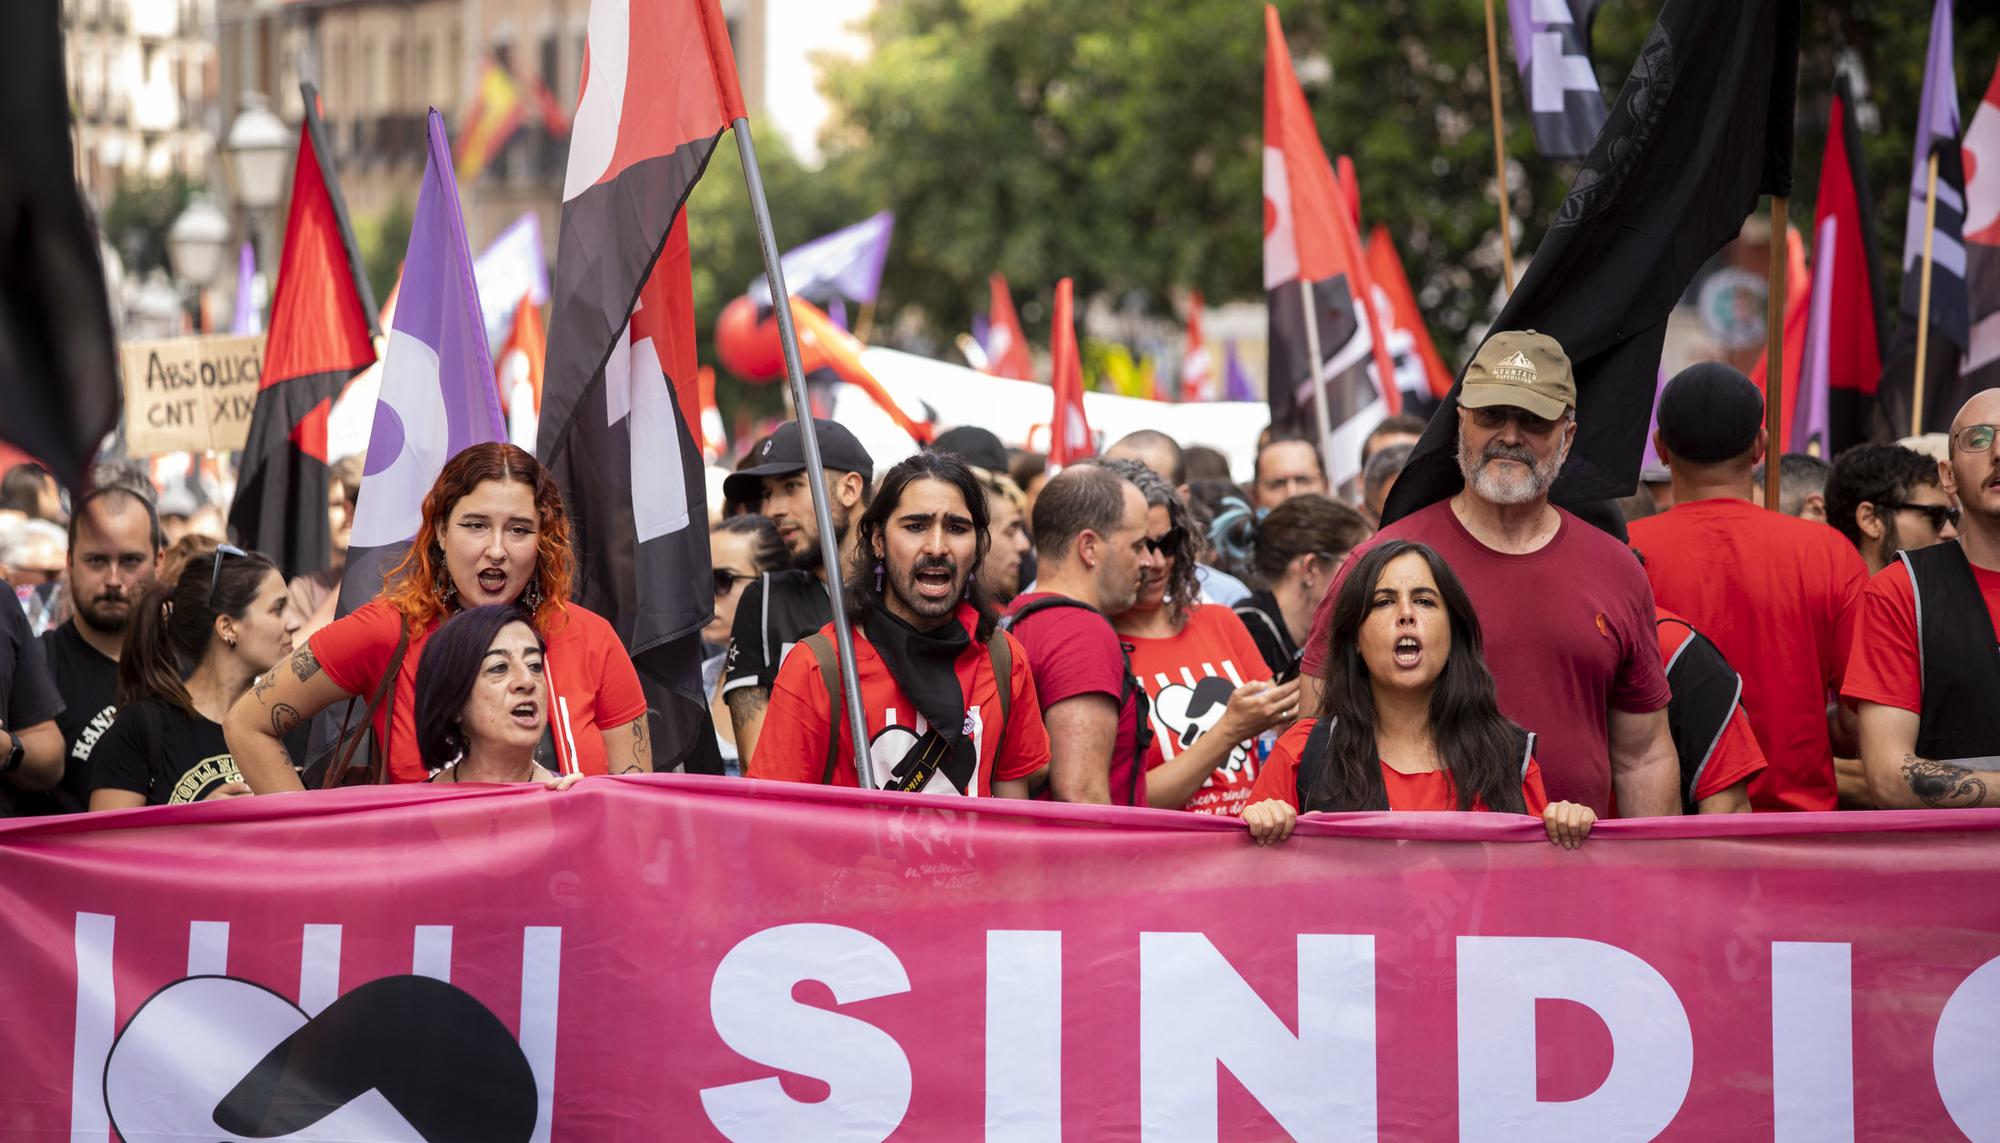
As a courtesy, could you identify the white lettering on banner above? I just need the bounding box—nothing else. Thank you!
[1138,933,1377,1141]
[1772,942,1854,1142]
[987,930,1062,1141]
[1934,955,2000,1142]
[701,923,914,1142]
[1457,936,1693,1141]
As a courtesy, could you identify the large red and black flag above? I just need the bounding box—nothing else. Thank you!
[0,4,120,492]
[1808,74,1889,455]
[537,0,744,773]
[1383,0,1799,529]
[229,84,379,577]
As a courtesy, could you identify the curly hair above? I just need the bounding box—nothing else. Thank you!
[380,443,575,636]
[1084,456,1199,626]
[1825,443,1943,549]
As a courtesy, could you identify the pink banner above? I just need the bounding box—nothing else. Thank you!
[4,777,1998,1141]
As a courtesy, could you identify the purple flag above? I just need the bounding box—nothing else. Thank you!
[1506,0,1608,158]
[229,242,259,335]
[747,210,895,308]
[340,108,507,612]
[1640,365,1668,471]
[1792,215,1837,454]
[1224,339,1258,403]
[1898,0,1967,347]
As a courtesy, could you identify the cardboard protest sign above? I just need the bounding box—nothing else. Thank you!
[118,334,266,456]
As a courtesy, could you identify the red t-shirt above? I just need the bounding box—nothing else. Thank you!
[310,599,649,783]
[1004,592,1148,806]
[1126,603,1273,816]
[1654,610,1769,803]
[1301,500,1669,816]
[752,603,1051,794]
[1842,558,2000,714]
[1628,499,1866,811]
[1248,718,1551,813]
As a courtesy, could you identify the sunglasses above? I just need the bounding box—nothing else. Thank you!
[1142,527,1186,556]
[1953,423,1998,454]
[713,568,757,596]
[206,543,248,606]
[1880,502,1960,533]
[1466,406,1564,435]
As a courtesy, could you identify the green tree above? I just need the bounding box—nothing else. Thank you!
[355,196,413,312]
[102,173,193,279]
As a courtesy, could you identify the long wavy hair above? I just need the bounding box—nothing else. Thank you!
[119,548,281,716]
[1086,456,1199,626]
[380,444,573,636]
[1304,540,1527,813]
[843,451,997,641]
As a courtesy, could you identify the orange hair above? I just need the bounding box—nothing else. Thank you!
[380,443,575,636]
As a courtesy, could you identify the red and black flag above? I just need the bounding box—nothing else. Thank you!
[1809,74,1889,455]
[0,4,120,492]
[229,84,379,577]
[537,0,744,773]
[1383,0,1799,529]
[1965,55,2000,394]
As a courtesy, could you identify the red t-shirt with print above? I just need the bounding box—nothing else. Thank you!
[752,603,1051,794]
[310,599,648,783]
[1126,603,1273,816]
[1248,717,1551,813]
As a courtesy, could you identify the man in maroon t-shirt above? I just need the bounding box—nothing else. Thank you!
[1298,331,1679,817]
[1005,465,1160,805]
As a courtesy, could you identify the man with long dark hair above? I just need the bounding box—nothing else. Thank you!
[750,452,1050,796]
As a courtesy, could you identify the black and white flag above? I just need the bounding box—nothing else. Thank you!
[1507,0,1609,159]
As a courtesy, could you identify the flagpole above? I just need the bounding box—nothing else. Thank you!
[734,118,875,788]
[1764,196,1787,512]
[1912,151,1940,438]
[1482,0,1517,292]
[1298,277,1338,482]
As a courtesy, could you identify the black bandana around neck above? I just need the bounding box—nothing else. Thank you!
[862,604,977,792]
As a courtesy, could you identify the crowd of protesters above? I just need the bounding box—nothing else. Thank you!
[4,330,1999,845]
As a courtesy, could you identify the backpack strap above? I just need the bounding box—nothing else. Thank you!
[1294,716,1335,811]
[802,632,844,785]
[318,622,410,790]
[1010,596,1153,804]
[985,626,1013,774]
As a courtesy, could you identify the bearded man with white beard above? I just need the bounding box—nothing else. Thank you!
[1292,331,1681,819]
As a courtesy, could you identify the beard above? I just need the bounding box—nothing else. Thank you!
[888,555,967,622]
[1458,432,1569,506]
[787,512,852,572]
[76,591,132,634]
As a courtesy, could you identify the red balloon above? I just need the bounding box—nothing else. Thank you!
[715,295,786,382]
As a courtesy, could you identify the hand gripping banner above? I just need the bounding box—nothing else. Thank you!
[4,779,1997,1140]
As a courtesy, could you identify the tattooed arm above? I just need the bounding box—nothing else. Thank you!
[1857,701,1999,809]
[602,715,652,775]
[725,686,771,772]
[224,642,354,794]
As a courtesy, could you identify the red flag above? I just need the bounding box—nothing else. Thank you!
[496,290,546,416]
[984,273,1034,380]
[1264,5,1398,474]
[791,298,934,443]
[1048,277,1093,465]
[1365,225,1454,400]
[1181,292,1215,402]
[229,82,379,577]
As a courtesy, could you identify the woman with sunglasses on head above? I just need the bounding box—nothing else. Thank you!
[1093,458,1300,815]
[89,547,300,809]
[1240,541,1595,848]
[226,443,651,790]
[705,515,785,773]
[414,604,581,789]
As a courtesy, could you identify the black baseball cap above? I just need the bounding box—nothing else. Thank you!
[931,425,1009,472]
[1656,362,1764,464]
[722,418,875,503]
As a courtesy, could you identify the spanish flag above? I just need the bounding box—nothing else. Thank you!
[457,58,523,180]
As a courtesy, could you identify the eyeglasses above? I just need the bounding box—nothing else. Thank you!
[206,543,247,606]
[1466,406,1565,435]
[1879,502,1960,533]
[1142,527,1186,556]
[1953,424,1998,454]
[713,568,757,596]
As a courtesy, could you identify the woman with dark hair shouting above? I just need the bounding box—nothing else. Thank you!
[1241,541,1596,848]
[414,604,579,789]
[90,547,300,808]
[226,443,649,789]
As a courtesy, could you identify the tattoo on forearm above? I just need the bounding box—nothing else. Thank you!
[1903,756,1990,808]
[724,688,769,719]
[290,644,321,683]
[253,669,277,701]
[628,720,652,773]
[271,703,302,737]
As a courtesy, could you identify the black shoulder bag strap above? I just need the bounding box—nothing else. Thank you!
[316,623,412,789]
[1294,716,1335,812]
[1007,597,1152,804]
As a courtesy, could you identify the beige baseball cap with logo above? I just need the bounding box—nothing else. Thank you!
[1459,330,1575,421]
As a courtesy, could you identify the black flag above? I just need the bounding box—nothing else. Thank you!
[1383,0,1800,529]
[0,6,120,492]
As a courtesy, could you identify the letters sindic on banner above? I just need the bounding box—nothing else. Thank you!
[4,780,1997,1140]
[117,333,266,457]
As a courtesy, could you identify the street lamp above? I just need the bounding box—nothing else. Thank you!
[167,194,232,332]
[224,92,292,286]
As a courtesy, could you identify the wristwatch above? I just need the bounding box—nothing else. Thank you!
[0,730,21,775]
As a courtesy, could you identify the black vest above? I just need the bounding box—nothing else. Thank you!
[1903,542,2000,760]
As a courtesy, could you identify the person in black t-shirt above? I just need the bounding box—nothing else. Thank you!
[720,419,873,765]
[89,547,299,809]
[0,591,65,813]
[32,483,164,813]
[1232,495,1371,683]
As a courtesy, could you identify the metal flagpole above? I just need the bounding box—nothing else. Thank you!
[1299,277,1338,483]
[1482,0,1517,293]
[734,118,875,788]
[1912,151,1941,438]
[1764,196,1788,512]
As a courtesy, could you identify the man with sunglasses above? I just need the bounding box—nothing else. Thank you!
[1844,391,2000,809]
[1825,443,1960,576]
[1298,331,1680,819]
[1628,364,1869,812]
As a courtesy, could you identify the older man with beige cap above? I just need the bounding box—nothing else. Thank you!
[1293,330,1681,818]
